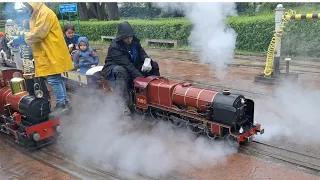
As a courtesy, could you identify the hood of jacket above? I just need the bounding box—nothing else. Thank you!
[77,36,89,47]
[115,21,135,42]
[77,36,94,54]
[24,2,44,14]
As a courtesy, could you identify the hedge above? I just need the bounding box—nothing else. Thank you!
[61,16,320,57]
[62,19,192,44]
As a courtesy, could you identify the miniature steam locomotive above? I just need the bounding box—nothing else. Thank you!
[62,66,264,145]
[0,67,62,149]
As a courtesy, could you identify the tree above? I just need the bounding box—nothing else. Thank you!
[0,2,5,19]
[236,2,250,13]
[89,2,106,21]
[106,2,119,20]
[78,3,89,21]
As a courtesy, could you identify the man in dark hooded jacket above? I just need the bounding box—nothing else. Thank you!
[101,21,160,114]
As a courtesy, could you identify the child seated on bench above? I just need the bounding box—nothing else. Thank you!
[72,37,99,74]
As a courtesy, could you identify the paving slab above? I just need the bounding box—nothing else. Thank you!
[0,138,77,180]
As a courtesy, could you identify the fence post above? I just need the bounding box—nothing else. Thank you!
[273,4,285,77]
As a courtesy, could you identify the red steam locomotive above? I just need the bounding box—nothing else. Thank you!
[133,76,264,144]
[63,67,264,145]
[0,67,62,149]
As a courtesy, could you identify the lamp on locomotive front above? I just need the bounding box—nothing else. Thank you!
[10,77,27,95]
[34,85,44,99]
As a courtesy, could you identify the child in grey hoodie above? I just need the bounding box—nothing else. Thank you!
[72,36,99,74]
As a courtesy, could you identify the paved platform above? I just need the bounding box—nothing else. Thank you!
[94,46,320,98]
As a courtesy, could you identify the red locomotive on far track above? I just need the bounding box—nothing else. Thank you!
[63,67,264,145]
[133,76,264,144]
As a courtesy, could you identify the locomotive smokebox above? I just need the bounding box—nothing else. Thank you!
[23,73,35,96]
[10,77,26,95]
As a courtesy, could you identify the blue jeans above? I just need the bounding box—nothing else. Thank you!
[47,74,69,105]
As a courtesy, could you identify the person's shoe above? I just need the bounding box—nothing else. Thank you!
[119,101,131,116]
[50,104,70,118]
[65,101,72,112]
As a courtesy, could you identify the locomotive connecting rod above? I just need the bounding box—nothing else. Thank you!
[4,116,26,130]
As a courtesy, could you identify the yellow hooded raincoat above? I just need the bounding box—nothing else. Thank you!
[25,2,74,77]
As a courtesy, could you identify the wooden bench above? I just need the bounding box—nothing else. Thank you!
[101,36,115,41]
[146,39,178,48]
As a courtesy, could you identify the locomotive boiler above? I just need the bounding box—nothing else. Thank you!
[0,67,62,149]
[132,76,264,145]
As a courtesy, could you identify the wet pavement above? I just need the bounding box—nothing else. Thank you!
[93,45,320,75]
[181,153,320,180]
[80,46,320,179]
[1,46,320,179]
[0,136,77,180]
[94,46,320,96]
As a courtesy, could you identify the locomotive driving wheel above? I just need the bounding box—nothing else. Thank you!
[150,109,167,121]
[205,129,218,140]
[224,134,239,147]
[168,116,182,128]
[186,122,203,134]
[150,109,159,120]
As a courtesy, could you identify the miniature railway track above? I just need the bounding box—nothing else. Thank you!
[146,49,320,75]
[240,140,320,175]
[43,146,161,180]
[65,77,320,177]
[160,76,320,175]
[3,132,183,180]
[3,135,161,180]
[4,138,122,180]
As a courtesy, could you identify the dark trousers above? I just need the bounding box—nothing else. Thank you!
[112,61,160,104]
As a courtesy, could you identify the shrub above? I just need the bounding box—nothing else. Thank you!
[61,16,320,57]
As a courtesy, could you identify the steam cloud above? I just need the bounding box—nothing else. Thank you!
[4,2,31,25]
[254,81,320,145]
[153,2,238,79]
[60,91,237,178]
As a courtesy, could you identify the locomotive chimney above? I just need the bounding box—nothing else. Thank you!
[23,73,35,96]
[223,90,231,95]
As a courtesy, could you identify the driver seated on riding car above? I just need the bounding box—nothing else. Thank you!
[72,36,99,74]
[101,21,160,115]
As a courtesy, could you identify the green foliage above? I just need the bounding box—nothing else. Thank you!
[235,3,250,13]
[281,19,320,57]
[118,2,184,19]
[62,18,192,44]
[62,15,320,57]
[119,3,162,19]
[46,2,61,15]
[228,15,274,52]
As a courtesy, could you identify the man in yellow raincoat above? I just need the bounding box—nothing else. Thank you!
[23,2,74,117]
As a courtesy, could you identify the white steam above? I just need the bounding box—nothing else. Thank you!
[14,2,25,11]
[153,2,238,79]
[60,91,236,178]
[254,81,320,145]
